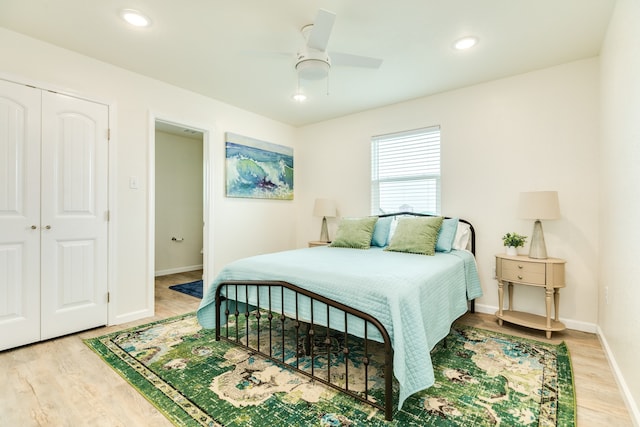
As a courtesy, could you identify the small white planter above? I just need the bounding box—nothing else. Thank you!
[505,246,518,256]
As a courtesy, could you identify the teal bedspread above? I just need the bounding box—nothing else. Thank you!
[197,246,482,410]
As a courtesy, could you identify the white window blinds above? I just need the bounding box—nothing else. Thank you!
[371,126,441,215]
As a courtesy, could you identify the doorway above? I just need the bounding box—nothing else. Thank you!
[150,117,211,308]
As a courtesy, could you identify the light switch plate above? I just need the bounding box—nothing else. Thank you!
[129,176,139,189]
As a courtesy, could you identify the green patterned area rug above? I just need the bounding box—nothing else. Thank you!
[85,313,575,426]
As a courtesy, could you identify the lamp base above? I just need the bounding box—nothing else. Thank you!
[528,220,548,259]
[319,216,330,243]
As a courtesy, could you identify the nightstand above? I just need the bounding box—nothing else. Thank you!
[495,254,566,338]
[308,241,330,247]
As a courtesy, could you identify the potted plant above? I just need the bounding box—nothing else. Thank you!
[502,232,527,256]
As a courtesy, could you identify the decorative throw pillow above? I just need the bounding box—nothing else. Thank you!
[371,216,393,247]
[329,217,379,249]
[435,217,459,253]
[385,216,444,255]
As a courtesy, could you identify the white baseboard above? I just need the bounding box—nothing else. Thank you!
[155,264,203,277]
[597,326,640,427]
[561,317,597,333]
[473,303,597,333]
[473,303,495,316]
[110,308,154,326]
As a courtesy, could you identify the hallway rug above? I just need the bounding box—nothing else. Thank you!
[169,280,203,299]
[84,313,575,427]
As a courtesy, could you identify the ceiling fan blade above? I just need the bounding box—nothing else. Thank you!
[330,51,383,69]
[307,9,336,51]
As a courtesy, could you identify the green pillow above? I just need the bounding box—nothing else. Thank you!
[329,217,379,249]
[385,216,444,255]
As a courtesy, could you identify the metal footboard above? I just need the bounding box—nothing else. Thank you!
[214,280,395,421]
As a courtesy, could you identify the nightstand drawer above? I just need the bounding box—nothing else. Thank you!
[500,259,546,285]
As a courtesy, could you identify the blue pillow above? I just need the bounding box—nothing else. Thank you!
[371,216,393,247]
[436,218,459,252]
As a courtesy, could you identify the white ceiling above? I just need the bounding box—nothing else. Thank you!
[0,0,616,127]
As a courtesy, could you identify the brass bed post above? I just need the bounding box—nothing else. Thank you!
[325,303,331,386]
[267,286,273,357]
[343,311,349,392]
[280,288,286,364]
[214,285,221,341]
[465,219,477,313]
[255,285,261,352]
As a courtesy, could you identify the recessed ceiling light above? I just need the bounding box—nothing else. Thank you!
[292,93,307,102]
[121,9,151,27]
[454,36,478,50]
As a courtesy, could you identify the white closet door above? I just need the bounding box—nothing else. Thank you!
[0,80,42,350]
[40,91,109,339]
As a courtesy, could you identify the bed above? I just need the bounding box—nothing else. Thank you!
[197,213,482,420]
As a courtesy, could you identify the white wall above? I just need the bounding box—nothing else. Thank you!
[600,0,640,422]
[2,13,636,424]
[0,27,296,323]
[296,58,600,330]
[155,130,203,275]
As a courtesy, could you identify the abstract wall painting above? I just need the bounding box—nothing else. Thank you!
[225,133,294,200]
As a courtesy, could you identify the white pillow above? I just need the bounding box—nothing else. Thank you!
[387,216,398,241]
[452,222,471,251]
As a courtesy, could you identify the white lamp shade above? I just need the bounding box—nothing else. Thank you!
[313,198,337,217]
[517,191,560,220]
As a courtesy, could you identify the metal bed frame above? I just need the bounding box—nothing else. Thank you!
[214,213,476,421]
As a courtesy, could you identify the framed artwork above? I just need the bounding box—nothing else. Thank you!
[225,132,294,200]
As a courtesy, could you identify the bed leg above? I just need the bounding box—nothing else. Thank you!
[384,348,393,421]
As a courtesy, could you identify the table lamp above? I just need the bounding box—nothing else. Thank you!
[517,191,560,259]
[313,198,337,242]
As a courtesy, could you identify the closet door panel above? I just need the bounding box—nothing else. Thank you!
[40,91,109,339]
[0,80,41,351]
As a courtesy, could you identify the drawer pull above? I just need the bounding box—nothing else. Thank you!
[518,275,523,280]
[518,265,523,269]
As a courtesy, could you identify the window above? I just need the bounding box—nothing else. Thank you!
[371,126,441,215]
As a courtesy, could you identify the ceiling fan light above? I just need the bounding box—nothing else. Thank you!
[296,59,330,80]
[454,36,478,50]
[121,9,151,27]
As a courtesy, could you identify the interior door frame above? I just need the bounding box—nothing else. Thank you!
[148,112,214,313]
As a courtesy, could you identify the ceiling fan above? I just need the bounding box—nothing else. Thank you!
[295,9,383,81]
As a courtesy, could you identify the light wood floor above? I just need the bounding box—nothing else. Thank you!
[0,270,633,426]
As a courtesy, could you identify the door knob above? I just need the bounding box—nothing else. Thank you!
[44,225,51,230]
[31,225,37,229]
